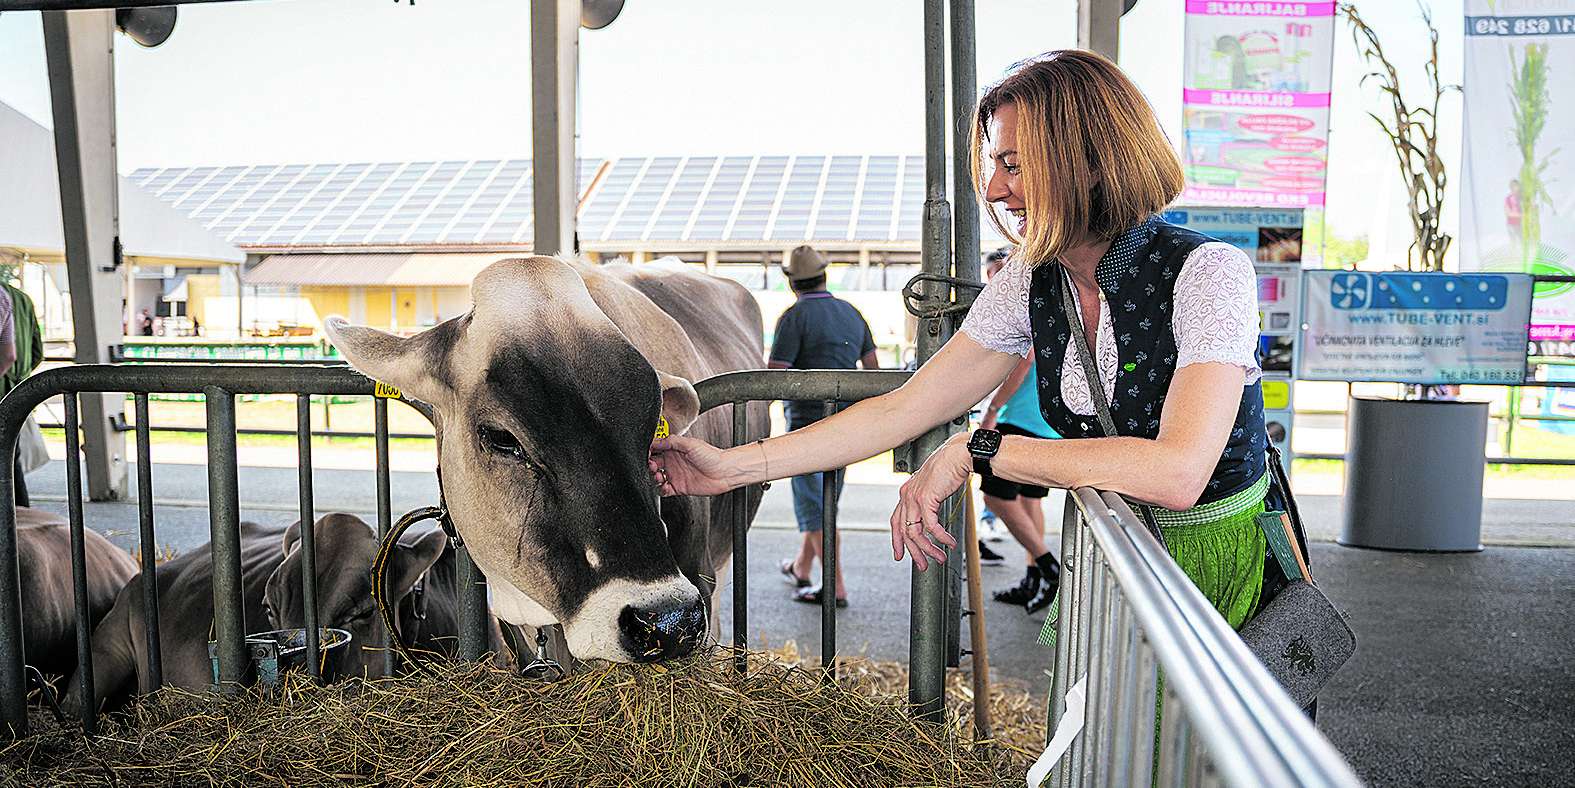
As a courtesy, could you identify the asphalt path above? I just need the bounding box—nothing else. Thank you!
[21,460,1575,787]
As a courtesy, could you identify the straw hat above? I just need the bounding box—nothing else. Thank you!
[782,245,830,281]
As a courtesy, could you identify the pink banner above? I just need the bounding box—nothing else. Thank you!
[1530,325,1575,342]
[1185,1,1336,16]
[1182,185,1326,208]
[1182,89,1332,108]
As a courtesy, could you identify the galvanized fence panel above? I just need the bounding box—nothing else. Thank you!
[1048,488,1362,787]
[0,364,492,736]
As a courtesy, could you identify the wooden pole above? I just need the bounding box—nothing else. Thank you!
[962,480,992,739]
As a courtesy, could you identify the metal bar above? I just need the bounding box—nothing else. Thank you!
[1075,559,1108,785]
[133,393,162,689]
[1046,500,1077,739]
[204,387,247,692]
[5,0,247,9]
[1127,637,1160,787]
[62,394,96,733]
[0,417,21,735]
[948,0,980,287]
[695,369,911,414]
[1156,684,1185,788]
[821,399,838,679]
[374,398,394,677]
[455,547,489,662]
[296,395,321,680]
[908,0,954,722]
[730,401,748,673]
[37,420,437,442]
[1106,600,1136,776]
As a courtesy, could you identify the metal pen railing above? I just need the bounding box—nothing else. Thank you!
[0,364,492,736]
[1046,488,1361,786]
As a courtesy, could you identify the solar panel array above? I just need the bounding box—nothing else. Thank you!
[131,156,1003,249]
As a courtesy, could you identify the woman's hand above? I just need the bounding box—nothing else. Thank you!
[648,435,738,497]
[889,434,967,570]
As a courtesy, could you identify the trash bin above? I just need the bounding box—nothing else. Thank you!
[1339,395,1488,552]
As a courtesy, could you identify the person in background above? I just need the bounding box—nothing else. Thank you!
[0,278,43,507]
[976,246,1062,613]
[138,309,155,337]
[771,245,879,608]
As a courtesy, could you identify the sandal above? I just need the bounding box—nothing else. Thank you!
[792,586,849,608]
[779,559,810,588]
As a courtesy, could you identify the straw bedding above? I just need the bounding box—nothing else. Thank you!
[0,645,1044,787]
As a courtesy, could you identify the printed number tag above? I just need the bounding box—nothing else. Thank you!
[374,382,402,399]
[653,416,670,440]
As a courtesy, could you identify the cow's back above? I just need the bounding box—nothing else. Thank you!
[16,510,138,679]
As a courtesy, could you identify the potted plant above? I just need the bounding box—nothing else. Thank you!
[1337,4,1487,551]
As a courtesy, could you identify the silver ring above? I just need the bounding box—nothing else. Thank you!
[904,520,922,527]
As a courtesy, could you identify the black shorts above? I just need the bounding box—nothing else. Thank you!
[978,423,1050,501]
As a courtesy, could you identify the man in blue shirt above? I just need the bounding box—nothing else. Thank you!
[770,245,878,607]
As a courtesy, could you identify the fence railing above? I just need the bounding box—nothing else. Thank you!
[0,363,492,736]
[1047,488,1361,786]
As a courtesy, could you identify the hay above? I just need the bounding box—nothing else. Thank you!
[0,647,1042,787]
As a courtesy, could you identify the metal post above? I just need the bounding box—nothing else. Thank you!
[296,395,321,679]
[1077,0,1124,61]
[374,398,394,676]
[0,423,20,736]
[821,400,838,679]
[133,394,162,689]
[907,0,956,722]
[949,0,981,285]
[730,401,748,673]
[42,9,127,501]
[62,395,96,734]
[531,0,579,255]
[204,387,247,690]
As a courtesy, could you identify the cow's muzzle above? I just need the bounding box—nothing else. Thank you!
[618,597,706,662]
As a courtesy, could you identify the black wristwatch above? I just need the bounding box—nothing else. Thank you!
[967,428,1002,476]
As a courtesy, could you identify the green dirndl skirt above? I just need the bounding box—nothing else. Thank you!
[1037,473,1270,649]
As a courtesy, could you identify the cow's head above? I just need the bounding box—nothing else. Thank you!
[263,512,446,678]
[323,257,706,662]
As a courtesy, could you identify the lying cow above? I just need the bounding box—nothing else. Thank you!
[263,511,479,674]
[16,507,138,681]
[325,256,770,663]
[69,513,448,713]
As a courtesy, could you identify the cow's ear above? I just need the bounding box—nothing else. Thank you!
[656,371,700,436]
[282,519,303,556]
[389,528,447,600]
[323,316,448,405]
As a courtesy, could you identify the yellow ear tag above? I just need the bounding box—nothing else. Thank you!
[653,416,670,440]
[373,381,402,399]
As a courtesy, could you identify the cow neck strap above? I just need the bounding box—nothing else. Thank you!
[1056,266,1169,550]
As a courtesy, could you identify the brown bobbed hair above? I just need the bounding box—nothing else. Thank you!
[971,50,1184,266]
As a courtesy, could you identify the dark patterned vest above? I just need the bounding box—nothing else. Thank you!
[1027,217,1267,506]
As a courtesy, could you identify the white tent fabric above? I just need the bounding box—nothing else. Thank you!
[0,100,243,264]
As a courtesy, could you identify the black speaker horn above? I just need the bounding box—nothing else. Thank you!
[116,6,177,48]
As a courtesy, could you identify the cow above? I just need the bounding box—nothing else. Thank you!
[15,507,139,682]
[324,256,770,663]
[68,513,448,714]
[262,511,478,676]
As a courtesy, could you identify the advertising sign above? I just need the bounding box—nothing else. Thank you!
[1180,1,1337,208]
[1298,271,1535,384]
[1460,0,1575,354]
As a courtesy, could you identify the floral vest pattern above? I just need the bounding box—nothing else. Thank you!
[1027,217,1267,506]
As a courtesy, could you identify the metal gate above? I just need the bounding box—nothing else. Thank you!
[0,363,492,736]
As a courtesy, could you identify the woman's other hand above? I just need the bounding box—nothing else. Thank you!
[649,436,737,497]
[889,434,967,570]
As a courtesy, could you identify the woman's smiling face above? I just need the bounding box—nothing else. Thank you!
[983,101,1027,236]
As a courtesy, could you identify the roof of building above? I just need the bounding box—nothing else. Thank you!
[130,156,1005,250]
[0,102,243,265]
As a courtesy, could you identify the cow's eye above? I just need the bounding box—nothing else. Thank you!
[478,425,527,462]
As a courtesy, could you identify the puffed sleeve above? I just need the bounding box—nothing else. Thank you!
[1171,243,1262,381]
[959,256,1033,357]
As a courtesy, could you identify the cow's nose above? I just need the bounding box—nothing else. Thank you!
[618,597,706,662]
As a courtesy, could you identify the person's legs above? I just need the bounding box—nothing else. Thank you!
[789,473,825,581]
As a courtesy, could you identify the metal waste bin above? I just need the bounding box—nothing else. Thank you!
[1340,396,1488,552]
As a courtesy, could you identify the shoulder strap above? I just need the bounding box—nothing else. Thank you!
[1056,267,1169,549]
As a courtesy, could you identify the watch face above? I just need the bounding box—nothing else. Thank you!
[969,429,1002,457]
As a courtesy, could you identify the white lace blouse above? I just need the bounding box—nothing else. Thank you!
[960,242,1262,418]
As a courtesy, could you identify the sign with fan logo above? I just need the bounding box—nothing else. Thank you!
[1298,271,1534,384]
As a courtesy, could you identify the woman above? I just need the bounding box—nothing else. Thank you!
[650,50,1269,646]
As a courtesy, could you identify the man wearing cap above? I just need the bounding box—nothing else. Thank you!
[770,245,878,607]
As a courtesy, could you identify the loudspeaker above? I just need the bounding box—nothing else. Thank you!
[116,6,177,48]
[580,0,623,30]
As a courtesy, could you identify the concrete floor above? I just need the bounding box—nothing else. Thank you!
[22,460,1575,787]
